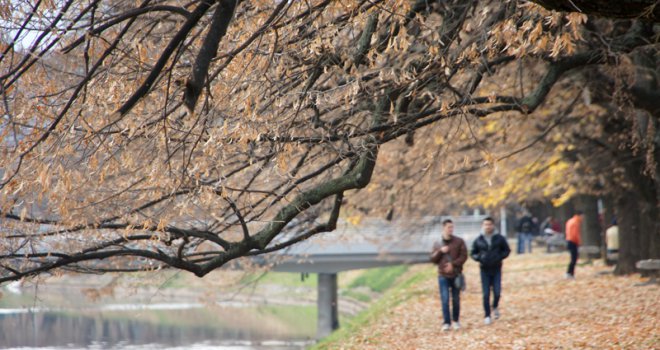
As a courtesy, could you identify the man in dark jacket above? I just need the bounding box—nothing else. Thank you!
[431,219,467,331]
[471,216,511,325]
[516,212,535,254]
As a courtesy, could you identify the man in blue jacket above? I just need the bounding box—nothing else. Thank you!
[471,217,511,325]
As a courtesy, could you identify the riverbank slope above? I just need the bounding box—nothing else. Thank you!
[314,253,659,349]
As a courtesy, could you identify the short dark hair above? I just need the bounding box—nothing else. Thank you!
[483,216,494,223]
[442,219,453,226]
[574,210,583,216]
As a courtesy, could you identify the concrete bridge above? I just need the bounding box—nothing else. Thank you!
[259,215,488,338]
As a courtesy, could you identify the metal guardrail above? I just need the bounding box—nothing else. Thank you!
[259,215,487,273]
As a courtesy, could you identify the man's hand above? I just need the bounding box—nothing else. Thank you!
[442,263,454,275]
[440,246,449,253]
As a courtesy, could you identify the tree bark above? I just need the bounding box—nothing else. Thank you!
[615,190,644,274]
[575,194,602,249]
[614,156,659,274]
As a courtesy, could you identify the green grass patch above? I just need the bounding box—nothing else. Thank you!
[257,304,317,334]
[312,267,434,350]
[347,265,408,293]
[158,272,187,289]
[340,290,372,303]
[239,271,317,288]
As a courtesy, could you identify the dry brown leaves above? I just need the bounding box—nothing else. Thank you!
[335,253,659,349]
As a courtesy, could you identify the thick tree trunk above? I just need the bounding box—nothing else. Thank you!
[601,196,616,230]
[575,194,602,249]
[647,206,660,260]
[614,161,659,274]
[615,190,645,274]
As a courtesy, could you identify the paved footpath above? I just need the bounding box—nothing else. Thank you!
[333,252,659,349]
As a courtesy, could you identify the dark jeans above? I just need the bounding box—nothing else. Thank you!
[438,276,460,324]
[479,268,502,318]
[567,241,579,276]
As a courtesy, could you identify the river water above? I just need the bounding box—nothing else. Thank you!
[0,291,316,349]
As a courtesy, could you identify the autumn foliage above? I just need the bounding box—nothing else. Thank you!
[0,1,658,282]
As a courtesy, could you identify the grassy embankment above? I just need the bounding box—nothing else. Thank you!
[311,264,432,349]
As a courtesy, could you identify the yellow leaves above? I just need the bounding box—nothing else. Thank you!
[482,10,584,60]
[546,28,580,57]
[61,172,72,193]
[98,166,107,183]
[439,100,450,112]
[346,215,362,226]
[37,166,51,189]
[142,219,154,230]
[59,200,69,219]
[467,154,575,209]
[551,185,576,207]
[566,13,587,41]
[545,12,563,28]
[218,186,228,198]
[532,35,549,55]
[366,182,380,193]
[561,32,576,56]
[276,154,289,172]
[136,43,149,63]
[549,33,565,58]
[483,119,499,133]
[528,21,544,43]
[481,150,496,167]
[433,134,444,146]
[428,45,440,57]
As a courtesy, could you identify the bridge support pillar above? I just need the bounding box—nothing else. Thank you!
[317,273,339,338]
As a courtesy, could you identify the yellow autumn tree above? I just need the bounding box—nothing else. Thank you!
[1,0,657,282]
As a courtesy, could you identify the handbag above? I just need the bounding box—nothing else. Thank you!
[454,273,466,291]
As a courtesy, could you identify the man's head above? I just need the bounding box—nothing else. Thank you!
[442,219,454,239]
[482,217,495,235]
[574,210,583,217]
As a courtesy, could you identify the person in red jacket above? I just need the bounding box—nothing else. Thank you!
[431,219,467,331]
[565,210,583,279]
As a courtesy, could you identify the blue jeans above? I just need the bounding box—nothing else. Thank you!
[438,276,460,324]
[480,269,502,318]
[517,233,532,254]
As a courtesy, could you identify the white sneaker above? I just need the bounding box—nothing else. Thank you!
[484,316,492,325]
[493,308,500,320]
[442,324,451,331]
[452,322,461,330]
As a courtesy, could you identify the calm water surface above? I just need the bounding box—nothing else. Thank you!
[0,292,316,349]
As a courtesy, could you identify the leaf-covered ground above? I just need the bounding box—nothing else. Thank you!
[331,253,659,349]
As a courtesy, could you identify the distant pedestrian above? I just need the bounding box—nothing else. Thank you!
[516,212,534,254]
[431,219,467,331]
[471,217,511,325]
[565,210,583,279]
[606,218,619,255]
[541,216,563,253]
[541,216,562,236]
